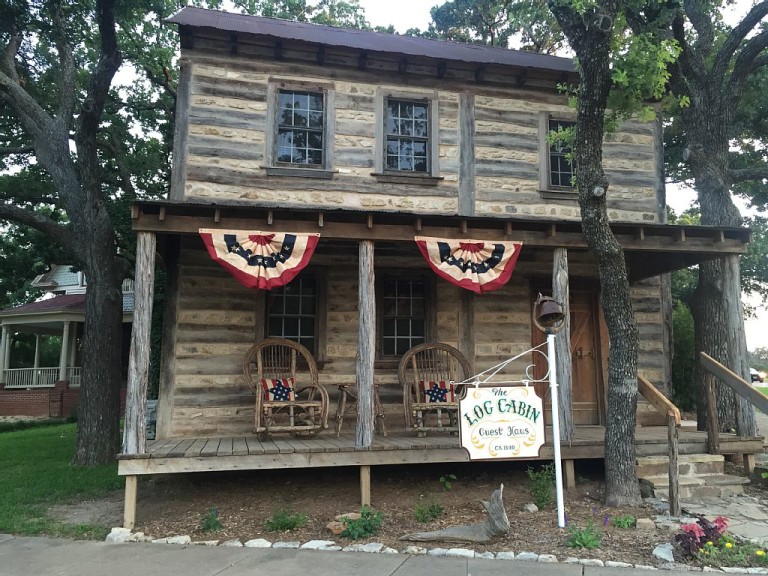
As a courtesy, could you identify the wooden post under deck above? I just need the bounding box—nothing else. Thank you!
[552,248,573,442]
[122,231,157,528]
[360,465,371,507]
[356,240,376,448]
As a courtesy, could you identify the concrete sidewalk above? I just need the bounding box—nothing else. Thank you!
[0,535,661,576]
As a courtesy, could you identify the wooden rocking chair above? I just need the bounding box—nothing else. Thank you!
[399,342,471,436]
[243,338,329,437]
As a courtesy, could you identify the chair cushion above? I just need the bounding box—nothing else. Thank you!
[260,377,296,402]
[419,380,455,403]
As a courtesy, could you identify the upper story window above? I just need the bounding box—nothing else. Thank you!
[267,276,317,354]
[385,99,429,173]
[277,90,325,167]
[548,119,575,188]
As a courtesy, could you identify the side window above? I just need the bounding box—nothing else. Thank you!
[538,114,576,193]
[276,90,325,167]
[385,99,430,173]
[267,276,317,354]
[380,280,426,356]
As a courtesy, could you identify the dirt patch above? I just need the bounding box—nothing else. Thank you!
[50,460,669,564]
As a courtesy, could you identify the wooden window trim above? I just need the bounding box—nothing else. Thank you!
[374,88,440,181]
[374,272,436,368]
[538,113,577,195]
[265,81,336,175]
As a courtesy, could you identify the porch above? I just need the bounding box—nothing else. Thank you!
[4,366,82,388]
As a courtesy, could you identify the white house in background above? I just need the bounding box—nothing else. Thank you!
[0,265,134,392]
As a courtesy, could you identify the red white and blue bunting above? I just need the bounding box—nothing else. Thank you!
[199,229,320,290]
[415,236,523,294]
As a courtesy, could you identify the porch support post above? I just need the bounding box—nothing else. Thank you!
[123,232,156,456]
[360,465,371,507]
[2,327,11,382]
[0,325,8,382]
[58,321,71,381]
[123,475,138,529]
[68,324,77,368]
[33,334,41,386]
[356,240,376,448]
[553,248,573,442]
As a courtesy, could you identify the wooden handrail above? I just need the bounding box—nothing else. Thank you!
[700,352,768,414]
[638,375,681,427]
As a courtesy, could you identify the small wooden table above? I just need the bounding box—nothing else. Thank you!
[335,384,387,437]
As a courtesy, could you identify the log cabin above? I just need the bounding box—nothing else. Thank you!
[120,7,761,527]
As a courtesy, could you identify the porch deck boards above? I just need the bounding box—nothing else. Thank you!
[117,426,764,476]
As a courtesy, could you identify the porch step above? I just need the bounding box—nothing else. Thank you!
[636,454,724,478]
[639,473,749,500]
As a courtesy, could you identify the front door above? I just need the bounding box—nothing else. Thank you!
[532,287,604,426]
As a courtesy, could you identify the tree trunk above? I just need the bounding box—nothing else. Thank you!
[549,0,641,506]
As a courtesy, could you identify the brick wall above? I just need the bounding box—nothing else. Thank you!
[0,381,127,418]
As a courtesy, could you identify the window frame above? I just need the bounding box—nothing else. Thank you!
[265,80,335,179]
[375,273,437,367]
[373,89,442,185]
[538,113,577,197]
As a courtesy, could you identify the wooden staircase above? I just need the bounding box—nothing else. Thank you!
[637,454,750,500]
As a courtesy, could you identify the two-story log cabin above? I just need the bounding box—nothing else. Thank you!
[119,7,759,528]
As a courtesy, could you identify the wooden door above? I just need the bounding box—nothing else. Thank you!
[532,287,604,426]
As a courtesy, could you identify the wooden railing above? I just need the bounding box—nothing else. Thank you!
[700,352,767,471]
[66,367,82,388]
[4,367,59,388]
[638,375,681,516]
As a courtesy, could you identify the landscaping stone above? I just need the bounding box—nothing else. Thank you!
[720,568,749,574]
[659,562,695,570]
[476,551,495,559]
[335,512,361,521]
[360,543,384,553]
[496,551,515,560]
[634,565,659,570]
[342,544,366,552]
[301,540,336,550]
[579,558,604,566]
[244,538,272,548]
[446,548,474,558]
[319,545,343,551]
[221,539,243,547]
[192,540,219,546]
[563,557,580,564]
[606,561,634,568]
[326,521,346,535]
[427,548,448,557]
[523,503,539,513]
[380,547,398,554]
[403,545,427,555]
[272,541,300,549]
[653,543,676,563]
[153,535,191,545]
[636,518,657,531]
[702,567,723,572]
[105,527,131,544]
[746,568,768,574]
[516,551,539,561]
[538,554,558,563]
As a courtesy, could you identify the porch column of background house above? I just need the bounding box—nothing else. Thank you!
[32,334,41,386]
[356,239,375,506]
[67,324,77,379]
[0,325,8,383]
[122,231,156,529]
[2,326,11,383]
[58,321,71,381]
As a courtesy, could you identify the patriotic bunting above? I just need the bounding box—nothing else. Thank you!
[415,236,523,294]
[199,229,320,290]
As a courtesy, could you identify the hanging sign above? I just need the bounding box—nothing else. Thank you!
[459,386,545,460]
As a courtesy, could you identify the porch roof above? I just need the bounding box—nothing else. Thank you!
[131,199,750,281]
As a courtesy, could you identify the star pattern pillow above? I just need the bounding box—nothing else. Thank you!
[260,377,296,402]
[418,380,455,403]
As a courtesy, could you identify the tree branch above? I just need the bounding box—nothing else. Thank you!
[730,165,768,184]
[0,202,75,251]
[729,30,768,97]
[0,145,34,155]
[51,4,78,131]
[683,0,715,57]
[713,0,768,82]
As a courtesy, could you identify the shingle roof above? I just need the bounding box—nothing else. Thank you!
[168,7,575,74]
[0,294,85,316]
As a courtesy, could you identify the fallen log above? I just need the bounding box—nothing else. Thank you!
[399,483,509,544]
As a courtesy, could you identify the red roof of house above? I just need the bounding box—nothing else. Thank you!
[0,294,85,316]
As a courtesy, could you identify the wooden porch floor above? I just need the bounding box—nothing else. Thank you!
[117,426,764,476]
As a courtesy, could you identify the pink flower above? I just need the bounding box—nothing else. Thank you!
[682,523,705,538]
[713,517,729,532]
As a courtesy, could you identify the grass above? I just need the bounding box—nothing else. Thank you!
[0,423,123,539]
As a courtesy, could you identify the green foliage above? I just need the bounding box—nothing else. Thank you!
[341,506,383,539]
[0,423,122,537]
[232,0,370,28]
[413,497,444,523]
[265,508,308,532]
[200,507,222,532]
[567,520,602,549]
[671,300,697,412]
[0,418,69,434]
[611,514,635,529]
[439,473,457,491]
[527,464,555,509]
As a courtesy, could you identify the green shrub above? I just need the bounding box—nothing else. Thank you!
[265,508,308,532]
[439,473,457,491]
[200,507,222,532]
[342,506,383,539]
[611,514,635,529]
[414,498,444,523]
[527,464,555,508]
[567,520,602,549]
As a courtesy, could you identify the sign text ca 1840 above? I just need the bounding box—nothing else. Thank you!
[459,386,545,460]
